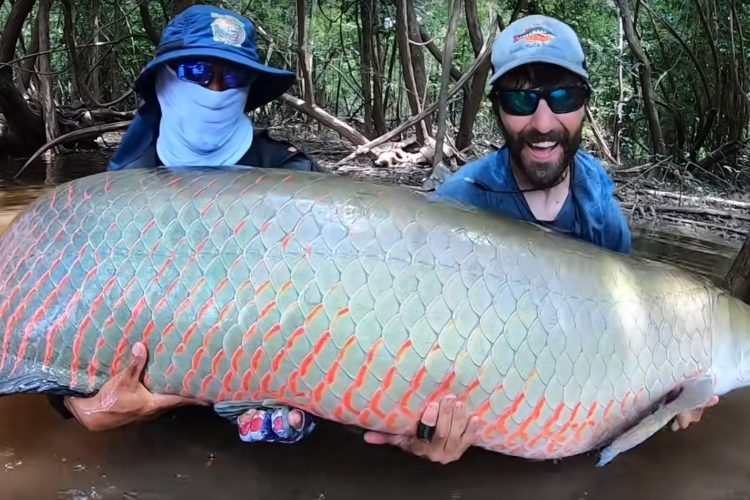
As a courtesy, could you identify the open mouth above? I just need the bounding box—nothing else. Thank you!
[525,141,561,161]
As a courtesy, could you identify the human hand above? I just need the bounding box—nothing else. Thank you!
[363,394,481,464]
[63,342,206,431]
[670,395,720,431]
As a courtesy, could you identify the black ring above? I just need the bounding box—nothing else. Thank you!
[416,421,436,442]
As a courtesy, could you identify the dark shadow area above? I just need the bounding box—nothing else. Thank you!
[2,392,750,500]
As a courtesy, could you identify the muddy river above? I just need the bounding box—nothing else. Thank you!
[0,153,747,500]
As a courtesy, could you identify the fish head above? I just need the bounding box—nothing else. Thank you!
[711,293,750,395]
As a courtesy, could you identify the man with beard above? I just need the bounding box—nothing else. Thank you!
[405,14,717,461]
[435,15,631,254]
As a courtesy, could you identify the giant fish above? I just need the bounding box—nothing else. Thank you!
[0,167,747,466]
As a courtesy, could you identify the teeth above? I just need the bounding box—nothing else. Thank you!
[531,141,557,148]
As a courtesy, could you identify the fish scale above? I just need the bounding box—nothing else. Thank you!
[0,167,749,464]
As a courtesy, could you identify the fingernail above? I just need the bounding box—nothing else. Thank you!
[455,402,464,411]
[132,342,145,356]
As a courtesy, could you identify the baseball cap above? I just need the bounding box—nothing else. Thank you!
[489,15,588,86]
[133,4,296,110]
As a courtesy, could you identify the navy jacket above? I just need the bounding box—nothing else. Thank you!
[107,102,320,172]
[433,147,632,254]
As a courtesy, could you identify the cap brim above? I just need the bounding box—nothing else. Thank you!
[488,55,589,87]
[134,48,296,110]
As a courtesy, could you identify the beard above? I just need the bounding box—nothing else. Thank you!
[499,121,583,189]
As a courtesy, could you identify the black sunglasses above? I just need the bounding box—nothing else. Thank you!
[494,85,590,116]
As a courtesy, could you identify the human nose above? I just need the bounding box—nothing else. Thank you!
[528,98,557,134]
[207,69,226,91]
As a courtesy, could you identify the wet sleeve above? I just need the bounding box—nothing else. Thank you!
[281,151,322,172]
[601,199,633,255]
[433,175,481,207]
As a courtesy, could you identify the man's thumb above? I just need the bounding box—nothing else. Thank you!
[126,342,148,381]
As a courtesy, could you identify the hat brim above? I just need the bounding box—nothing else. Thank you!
[488,55,589,87]
[134,48,296,110]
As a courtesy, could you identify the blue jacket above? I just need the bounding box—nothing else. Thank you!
[433,147,632,254]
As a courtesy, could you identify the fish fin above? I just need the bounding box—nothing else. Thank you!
[597,377,714,466]
[0,372,84,397]
[213,399,282,421]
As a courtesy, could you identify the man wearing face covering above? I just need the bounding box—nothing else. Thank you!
[107,5,318,172]
[49,5,322,446]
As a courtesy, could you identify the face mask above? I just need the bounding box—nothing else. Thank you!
[155,65,254,167]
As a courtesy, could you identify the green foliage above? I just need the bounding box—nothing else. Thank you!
[0,0,747,180]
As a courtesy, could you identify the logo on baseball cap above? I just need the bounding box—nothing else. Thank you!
[489,15,588,86]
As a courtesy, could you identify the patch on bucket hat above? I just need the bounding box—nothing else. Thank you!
[211,13,246,46]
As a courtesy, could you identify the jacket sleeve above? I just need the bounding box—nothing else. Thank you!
[600,199,633,255]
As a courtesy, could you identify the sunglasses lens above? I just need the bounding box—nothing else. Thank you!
[547,87,587,113]
[224,68,254,89]
[175,61,213,85]
[500,90,539,116]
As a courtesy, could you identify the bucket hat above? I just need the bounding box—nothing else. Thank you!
[489,15,588,86]
[134,4,295,110]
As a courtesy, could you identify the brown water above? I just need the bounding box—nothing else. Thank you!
[0,154,746,500]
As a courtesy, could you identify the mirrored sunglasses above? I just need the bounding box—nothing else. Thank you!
[496,86,590,116]
[169,60,255,89]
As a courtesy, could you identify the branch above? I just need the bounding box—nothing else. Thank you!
[278,93,368,146]
[418,25,462,81]
[14,121,133,179]
[433,0,463,170]
[619,202,750,222]
[0,0,35,65]
[139,0,161,45]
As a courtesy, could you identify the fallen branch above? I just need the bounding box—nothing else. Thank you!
[660,215,748,235]
[620,202,750,222]
[278,93,368,148]
[14,120,132,178]
[638,189,750,209]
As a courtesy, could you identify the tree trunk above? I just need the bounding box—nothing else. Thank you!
[612,15,625,163]
[455,0,490,151]
[0,0,45,156]
[20,12,40,91]
[61,0,87,103]
[91,0,102,103]
[405,0,431,133]
[139,1,161,45]
[616,0,666,156]
[296,0,315,107]
[455,0,526,151]
[174,0,196,15]
[395,0,428,143]
[359,0,375,138]
[433,0,463,169]
[726,230,750,305]
[38,0,60,155]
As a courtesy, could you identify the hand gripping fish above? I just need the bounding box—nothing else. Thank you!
[0,168,748,466]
